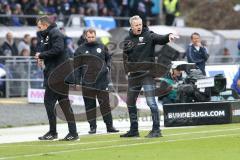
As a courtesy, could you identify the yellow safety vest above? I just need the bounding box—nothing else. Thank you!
[164,0,180,16]
[100,37,110,45]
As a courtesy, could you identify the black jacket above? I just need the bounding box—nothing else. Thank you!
[0,41,18,56]
[123,26,170,74]
[38,23,70,86]
[74,42,110,90]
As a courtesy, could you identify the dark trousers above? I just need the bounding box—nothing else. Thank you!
[127,75,160,131]
[44,85,77,134]
[82,87,113,128]
[165,14,175,26]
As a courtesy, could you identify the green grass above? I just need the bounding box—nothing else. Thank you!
[0,124,240,160]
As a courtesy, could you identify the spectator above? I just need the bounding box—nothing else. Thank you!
[231,67,240,95]
[55,0,62,14]
[86,0,98,16]
[163,0,180,26]
[78,0,88,10]
[0,46,3,56]
[1,3,12,25]
[11,3,25,26]
[130,0,147,24]
[0,32,18,56]
[223,47,230,56]
[18,34,31,56]
[129,0,139,16]
[99,7,109,16]
[119,0,129,26]
[25,2,42,26]
[42,0,56,14]
[61,0,72,24]
[78,6,85,15]
[19,0,31,14]
[30,37,38,57]
[98,0,112,17]
[61,0,71,15]
[0,3,5,24]
[60,27,75,58]
[98,0,105,13]
[20,48,30,57]
[184,32,209,75]
[221,47,233,63]
[17,48,30,96]
[238,40,240,56]
[145,0,154,17]
[105,0,121,16]
[232,42,240,95]
[137,0,148,23]
[70,5,77,14]
[0,0,158,27]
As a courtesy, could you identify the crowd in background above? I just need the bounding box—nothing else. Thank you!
[0,0,156,26]
[0,31,78,58]
[0,32,37,57]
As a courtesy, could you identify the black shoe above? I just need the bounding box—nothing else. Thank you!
[88,126,96,134]
[107,126,119,133]
[61,133,79,141]
[120,130,139,137]
[145,130,162,138]
[38,132,58,140]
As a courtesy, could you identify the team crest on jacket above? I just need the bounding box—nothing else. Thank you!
[139,37,144,42]
[46,36,49,42]
[96,48,102,53]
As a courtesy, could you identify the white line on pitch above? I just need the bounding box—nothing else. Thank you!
[0,133,239,160]
[0,127,239,148]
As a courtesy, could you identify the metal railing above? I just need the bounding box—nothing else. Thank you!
[0,55,239,98]
[0,56,43,97]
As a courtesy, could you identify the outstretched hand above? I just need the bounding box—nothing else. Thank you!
[169,33,179,42]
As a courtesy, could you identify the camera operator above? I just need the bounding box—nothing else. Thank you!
[158,64,183,104]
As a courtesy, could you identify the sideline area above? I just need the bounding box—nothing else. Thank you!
[0,124,239,160]
[0,118,162,144]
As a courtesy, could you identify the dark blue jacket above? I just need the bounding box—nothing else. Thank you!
[74,42,110,90]
[231,68,240,94]
[0,41,18,56]
[185,44,209,75]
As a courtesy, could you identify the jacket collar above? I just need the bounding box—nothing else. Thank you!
[85,41,98,47]
[39,23,57,37]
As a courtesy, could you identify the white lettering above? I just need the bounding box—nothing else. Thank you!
[167,110,226,119]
